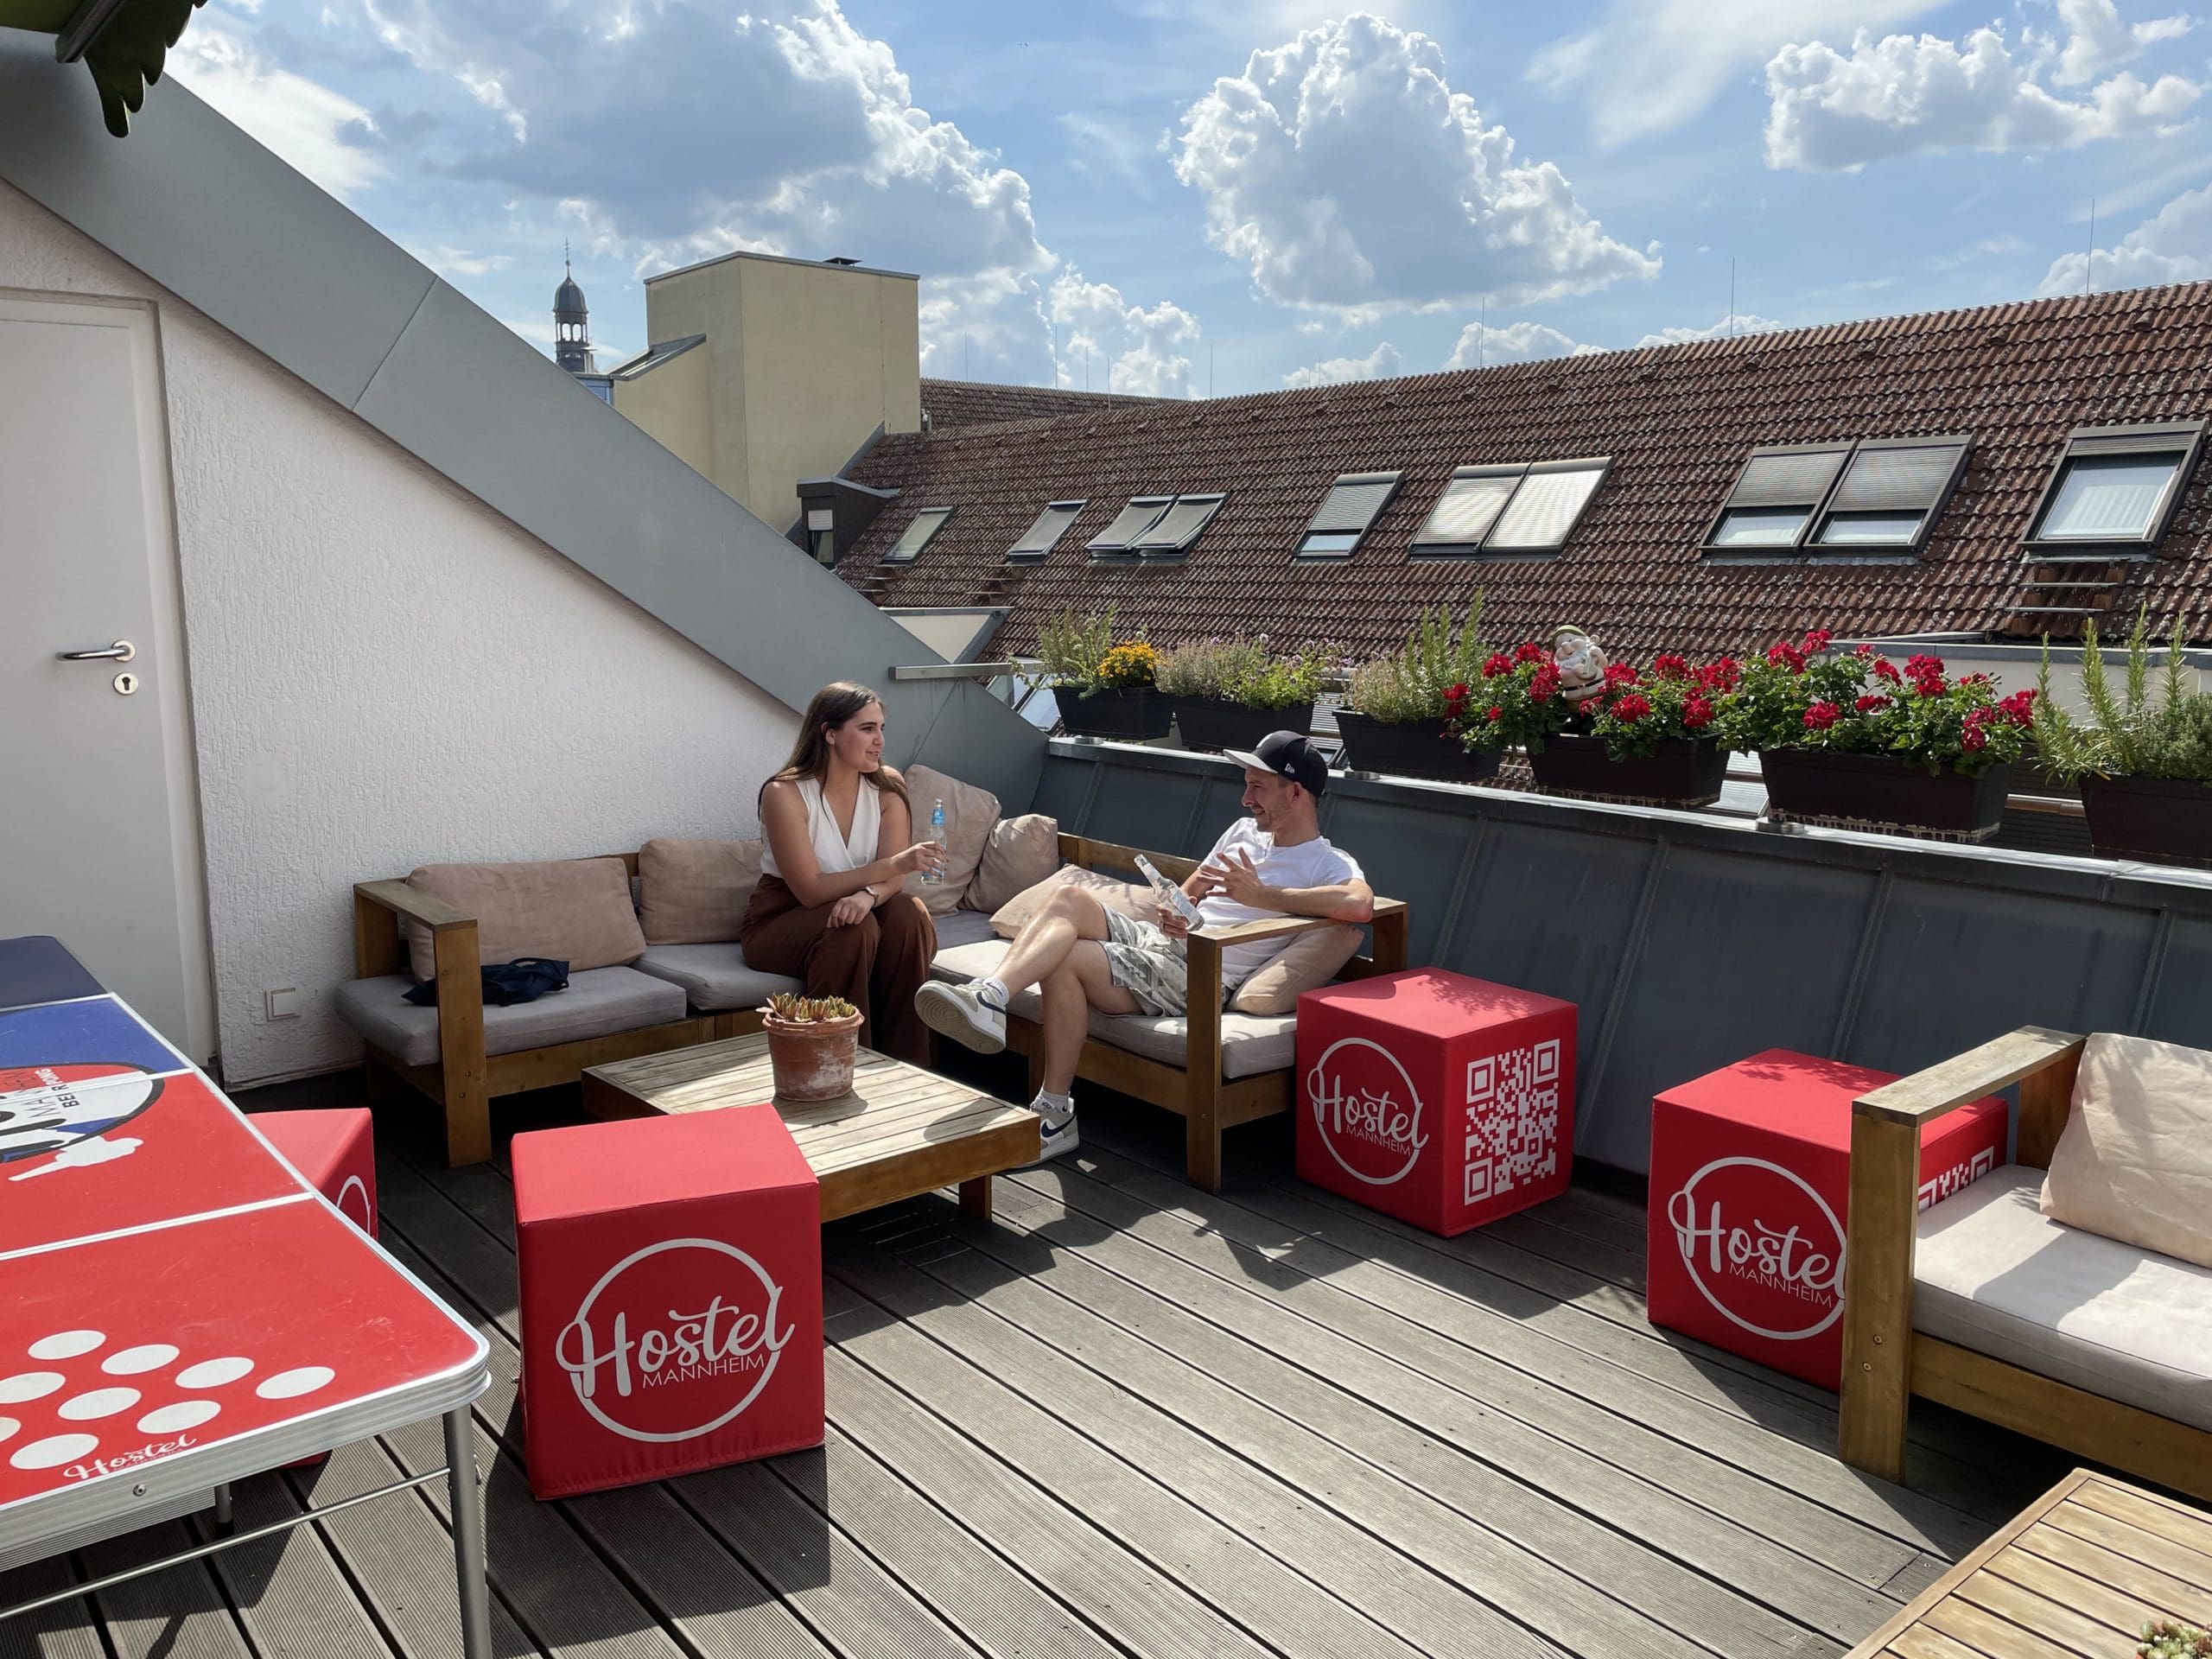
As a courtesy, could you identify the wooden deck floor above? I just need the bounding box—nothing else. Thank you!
[1,1084,2069,1659]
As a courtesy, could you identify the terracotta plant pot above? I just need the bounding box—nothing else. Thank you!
[1174,697,1314,753]
[1052,685,1173,740]
[1761,750,2012,842]
[1526,734,1727,807]
[2080,772,2212,868]
[1333,711,1503,784]
[763,1010,863,1102]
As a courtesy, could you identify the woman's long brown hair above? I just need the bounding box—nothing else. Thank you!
[766,682,910,807]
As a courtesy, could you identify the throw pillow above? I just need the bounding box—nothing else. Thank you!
[638,837,763,945]
[964,814,1061,912]
[404,857,647,980]
[1228,925,1364,1015]
[900,764,999,917]
[2041,1031,2212,1270]
[989,865,1154,938]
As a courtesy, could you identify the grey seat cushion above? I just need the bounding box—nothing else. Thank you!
[1914,1164,2212,1432]
[931,938,1296,1080]
[335,967,690,1069]
[631,944,803,1012]
[931,908,1001,951]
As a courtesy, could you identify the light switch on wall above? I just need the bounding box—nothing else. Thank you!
[264,987,300,1020]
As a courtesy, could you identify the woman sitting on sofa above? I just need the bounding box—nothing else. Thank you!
[742,682,944,1063]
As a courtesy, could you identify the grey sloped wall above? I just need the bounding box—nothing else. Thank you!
[1034,742,2212,1174]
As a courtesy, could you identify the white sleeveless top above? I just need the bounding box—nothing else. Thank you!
[763,776,880,878]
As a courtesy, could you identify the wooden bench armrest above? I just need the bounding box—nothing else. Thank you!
[1855,1025,2085,1128]
[354,878,474,932]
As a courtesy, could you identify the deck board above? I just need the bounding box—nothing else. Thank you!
[4,1087,2082,1659]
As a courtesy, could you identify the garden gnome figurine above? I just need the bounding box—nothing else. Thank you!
[1549,625,1610,706]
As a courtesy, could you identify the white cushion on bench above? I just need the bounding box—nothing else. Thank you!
[1914,1164,2212,1433]
[931,938,1296,1081]
[336,967,689,1069]
[631,944,802,1012]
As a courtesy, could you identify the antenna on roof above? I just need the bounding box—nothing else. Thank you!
[1210,342,1215,398]
[1729,258,1737,338]
[1478,299,1486,368]
[2086,199,2097,297]
[964,335,970,380]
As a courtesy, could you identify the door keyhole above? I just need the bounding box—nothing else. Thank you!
[112,671,138,696]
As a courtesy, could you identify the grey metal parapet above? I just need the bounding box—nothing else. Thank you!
[1038,739,2212,1175]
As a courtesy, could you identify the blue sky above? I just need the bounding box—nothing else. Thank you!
[169,1,2212,395]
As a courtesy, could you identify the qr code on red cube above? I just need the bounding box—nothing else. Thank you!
[1463,1039,1561,1206]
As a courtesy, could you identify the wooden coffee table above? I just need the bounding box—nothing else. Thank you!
[580,1033,1039,1223]
[1847,1467,2212,1656]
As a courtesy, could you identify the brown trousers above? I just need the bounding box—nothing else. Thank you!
[740,874,938,1065]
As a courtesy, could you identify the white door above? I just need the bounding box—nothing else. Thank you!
[0,292,213,1060]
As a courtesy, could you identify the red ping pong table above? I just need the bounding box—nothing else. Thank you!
[0,936,493,1656]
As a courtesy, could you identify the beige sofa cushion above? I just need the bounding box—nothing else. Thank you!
[1917,1165,2212,1432]
[2041,1033,2212,1270]
[1230,925,1363,1015]
[638,836,763,945]
[901,765,998,917]
[989,865,1157,938]
[404,857,646,979]
[964,814,1061,913]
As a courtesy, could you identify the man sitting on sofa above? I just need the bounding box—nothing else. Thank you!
[915,731,1373,1161]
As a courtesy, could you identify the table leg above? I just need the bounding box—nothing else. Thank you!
[958,1176,993,1221]
[213,1484,233,1536]
[444,1407,493,1659]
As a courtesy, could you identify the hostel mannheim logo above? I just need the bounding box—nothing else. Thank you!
[1306,1036,1430,1186]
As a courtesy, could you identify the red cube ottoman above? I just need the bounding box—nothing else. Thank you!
[512,1105,823,1500]
[1297,969,1576,1236]
[256,1108,377,1235]
[1647,1049,2006,1389]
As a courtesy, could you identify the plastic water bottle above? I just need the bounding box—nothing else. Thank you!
[924,798,946,884]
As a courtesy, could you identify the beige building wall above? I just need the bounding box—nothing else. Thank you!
[620,251,920,534]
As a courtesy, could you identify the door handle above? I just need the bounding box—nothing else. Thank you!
[56,639,136,663]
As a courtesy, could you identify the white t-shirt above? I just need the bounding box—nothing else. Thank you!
[1192,819,1366,984]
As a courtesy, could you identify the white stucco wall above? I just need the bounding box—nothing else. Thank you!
[2,181,796,1085]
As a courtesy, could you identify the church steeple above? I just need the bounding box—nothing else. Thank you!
[554,244,594,373]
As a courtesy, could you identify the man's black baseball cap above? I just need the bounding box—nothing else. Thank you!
[1224,731,1329,796]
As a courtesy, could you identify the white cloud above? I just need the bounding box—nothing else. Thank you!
[2054,0,2195,85]
[410,245,513,278]
[1281,341,1402,388]
[168,22,387,200]
[1764,18,2201,171]
[1529,0,1941,144]
[1173,13,1658,313]
[1634,313,1789,348]
[2039,181,2212,292]
[1049,270,1203,397]
[1442,319,1603,368]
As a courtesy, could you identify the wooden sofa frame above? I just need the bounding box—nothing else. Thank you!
[1838,1024,2212,1502]
[1001,834,1409,1192]
[353,852,761,1166]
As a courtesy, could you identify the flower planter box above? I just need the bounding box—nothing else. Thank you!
[1174,697,1314,754]
[1052,685,1172,741]
[2080,773,2212,868]
[1761,750,2012,842]
[1527,734,1726,807]
[1333,711,1503,784]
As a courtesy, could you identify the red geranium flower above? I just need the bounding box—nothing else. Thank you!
[1802,628,1833,653]
[1854,694,1891,713]
[1602,661,1640,688]
[1446,682,1470,702]
[1609,693,1653,721]
[1529,664,1561,701]
[1482,653,1514,679]
[1767,642,1808,673]
[1652,652,1689,680]
[1683,693,1714,729]
[1514,640,1548,664]
[1803,701,1842,731]
[1487,705,1504,722]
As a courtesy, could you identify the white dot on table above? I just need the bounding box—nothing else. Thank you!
[255,1367,334,1400]
[0,1417,16,1444]
[101,1344,179,1376]
[58,1389,138,1421]
[10,1434,98,1471]
[175,1357,253,1389]
[137,1401,219,1434]
[29,1332,104,1361]
[0,1373,64,1404]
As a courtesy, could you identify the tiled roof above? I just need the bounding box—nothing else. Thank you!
[919,377,1178,432]
[856,283,2212,661]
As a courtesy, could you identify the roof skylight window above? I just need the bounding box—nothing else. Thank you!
[1810,438,1973,551]
[2025,423,2205,551]
[1704,445,1850,552]
[1008,499,1085,562]
[1085,496,1173,555]
[883,505,953,563]
[1410,458,1609,557]
[1129,493,1227,556]
[1296,472,1401,558]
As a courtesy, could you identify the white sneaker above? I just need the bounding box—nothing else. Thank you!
[914,979,1007,1054]
[1027,1098,1079,1165]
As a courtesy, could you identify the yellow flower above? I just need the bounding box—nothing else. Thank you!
[1096,640,1159,690]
